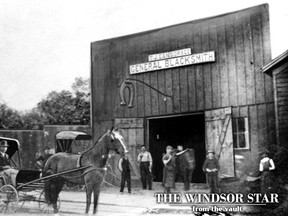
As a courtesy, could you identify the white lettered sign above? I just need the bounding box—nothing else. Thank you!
[148,48,191,61]
[130,51,215,75]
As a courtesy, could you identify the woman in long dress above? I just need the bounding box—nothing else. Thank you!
[162,145,176,193]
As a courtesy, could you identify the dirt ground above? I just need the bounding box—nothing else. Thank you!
[2,182,278,216]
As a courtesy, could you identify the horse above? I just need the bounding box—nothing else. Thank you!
[175,148,196,191]
[42,128,128,214]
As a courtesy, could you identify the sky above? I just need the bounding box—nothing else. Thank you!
[0,0,287,111]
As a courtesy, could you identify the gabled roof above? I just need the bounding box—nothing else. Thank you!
[262,50,288,75]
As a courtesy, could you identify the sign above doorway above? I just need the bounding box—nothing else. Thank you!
[130,49,215,75]
[148,48,192,61]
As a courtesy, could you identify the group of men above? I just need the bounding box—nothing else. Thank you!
[202,149,276,194]
[1,139,275,194]
[118,145,153,194]
[119,144,276,195]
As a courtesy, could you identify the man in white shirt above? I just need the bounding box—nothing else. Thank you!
[259,151,275,194]
[137,145,153,190]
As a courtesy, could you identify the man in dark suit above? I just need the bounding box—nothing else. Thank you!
[0,140,18,186]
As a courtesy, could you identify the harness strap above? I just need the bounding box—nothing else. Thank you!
[56,166,107,179]
[82,167,107,176]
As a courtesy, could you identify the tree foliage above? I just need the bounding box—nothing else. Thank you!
[22,109,43,129]
[0,103,23,129]
[37,77,90,125]
[0,77,90,129]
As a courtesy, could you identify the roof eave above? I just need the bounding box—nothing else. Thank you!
[262,50,288,75]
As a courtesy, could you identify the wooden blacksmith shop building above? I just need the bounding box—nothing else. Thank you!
[91,4,275,184]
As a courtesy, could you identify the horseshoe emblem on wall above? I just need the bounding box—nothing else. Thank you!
[120,81,134,108]
[120,78,173,109]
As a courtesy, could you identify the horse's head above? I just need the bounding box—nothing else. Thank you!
[108,128,128,154]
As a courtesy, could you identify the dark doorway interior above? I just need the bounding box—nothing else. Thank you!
[149,114,206,183]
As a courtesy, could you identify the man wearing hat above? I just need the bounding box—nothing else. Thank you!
[0,140,18,186]
[202,150,220,193]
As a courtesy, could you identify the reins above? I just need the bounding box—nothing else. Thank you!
[59,129,123,179]
[81,130,110,156]
[58,167,107,179]
[60,130,112,179]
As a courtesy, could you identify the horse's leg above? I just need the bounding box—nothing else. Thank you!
[93,183,100,214]
[85,182,93,214]
[183,168,188,191]
[187,170,191,191]
[186,169,191,191]
[53,202,58,214]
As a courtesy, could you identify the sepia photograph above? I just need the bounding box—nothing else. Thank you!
[0,0,288,215]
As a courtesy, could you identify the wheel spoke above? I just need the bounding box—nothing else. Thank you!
[0,185,18,213]
[38,190,60,213]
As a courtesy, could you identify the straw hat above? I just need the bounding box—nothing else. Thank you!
[206,150,215,155]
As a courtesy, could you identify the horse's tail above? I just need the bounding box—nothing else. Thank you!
[43,168,54,204]
[42,155,55,204]
[42,156,64,205]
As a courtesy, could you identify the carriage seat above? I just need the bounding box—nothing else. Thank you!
[0,171,7,187]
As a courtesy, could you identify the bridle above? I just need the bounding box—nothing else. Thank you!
[110,129,128,154]
[76,129,127,177]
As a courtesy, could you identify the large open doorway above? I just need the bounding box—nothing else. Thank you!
[148,113,206,183]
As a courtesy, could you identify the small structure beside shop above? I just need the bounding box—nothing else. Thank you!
[262,50,288,147]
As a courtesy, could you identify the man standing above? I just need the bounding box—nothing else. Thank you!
[118,153,131,194]
[0,140,19,186]
[202,150,220,193]
[43,146,53,162]
[174,144,184,188]
[35,146,53,171]
[176,145,184,153]
[259,151,275,194]
[137,145,153,190]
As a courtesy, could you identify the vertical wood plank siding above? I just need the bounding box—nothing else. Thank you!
[91,5,273,138]
[275,65,288,146]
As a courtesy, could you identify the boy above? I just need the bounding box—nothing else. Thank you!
[259,151,275,194]
[202,150,220,193]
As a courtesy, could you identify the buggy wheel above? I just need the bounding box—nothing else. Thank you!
[38,190,61,213]
[0,184,19,213]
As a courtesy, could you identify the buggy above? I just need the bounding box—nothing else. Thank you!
[0,132,92,213]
